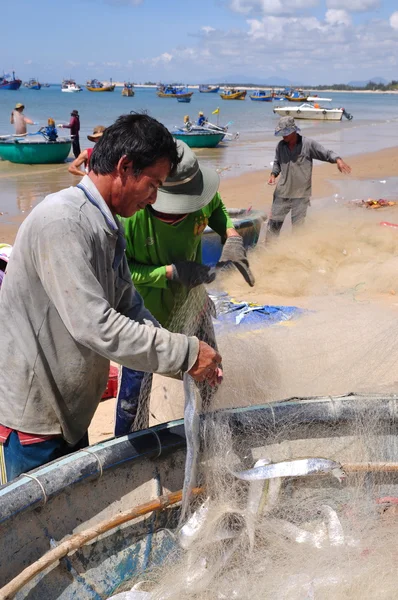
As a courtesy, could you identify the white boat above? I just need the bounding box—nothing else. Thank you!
[61,80,82,93]
[273,102,352,121]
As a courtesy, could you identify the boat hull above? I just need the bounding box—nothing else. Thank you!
[0,80,22,90]
[202,209,266,266]
[157,91,193,98]
[285,96,308,102]
[199,86,220,93]
[250,95,272,101]
[122,89,135,96]
[0,140,72,164]
[177,97,191,103]
[172,131,225,148]
[273,107,343,121]
[1,394,398,598]
[220,91,246,100]
[86,85,115,92]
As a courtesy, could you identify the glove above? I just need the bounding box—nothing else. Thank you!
[171,261,216,290]
[217,236,255,287]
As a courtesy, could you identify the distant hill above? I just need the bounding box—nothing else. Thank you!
[347,76,388,87]
[206,75,294,86]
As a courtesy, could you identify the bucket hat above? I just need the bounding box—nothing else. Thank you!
[87,125,105,142]
[71,109,79,117]
[275,116,300,136]
[152,140,220,215]
[15,103,24,110]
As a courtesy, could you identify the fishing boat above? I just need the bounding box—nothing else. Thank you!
[249,90,273,102]
[122,82,135,97]
[0,393,396,598]
[199,84,220,93]
[177,96,191,103]
[203,208,266,266]
[157,84,193,99]
[86,79,115,92]
[284,89,308,102]
[0,71,21,90]
[273,102,353,121]
[172,129,225,148]
[26,79,41,90]
[61,79,82,93]
[220,88,246,100]
[0,134,71,164]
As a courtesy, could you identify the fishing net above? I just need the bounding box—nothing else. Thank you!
[109,194,398,599]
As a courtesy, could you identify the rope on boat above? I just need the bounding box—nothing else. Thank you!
[0,486,205,600]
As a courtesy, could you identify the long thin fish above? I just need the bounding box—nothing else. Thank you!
[230,458,346,483]
[179,373,200,525]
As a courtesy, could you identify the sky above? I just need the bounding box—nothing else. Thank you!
[2,0,398,84]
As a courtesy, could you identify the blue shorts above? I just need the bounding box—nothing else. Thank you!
[0,431,89,485]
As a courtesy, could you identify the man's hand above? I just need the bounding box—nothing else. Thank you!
[336,158,351,175]
[217,236,255,287]
[268,174,276,185]
[170,261,216,290]
[188,341,222,386]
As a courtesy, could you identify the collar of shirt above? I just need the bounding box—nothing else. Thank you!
[78,175,118,233]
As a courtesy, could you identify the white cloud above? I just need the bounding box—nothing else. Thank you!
[326,0,380,11]
[103,61,121,68]
[24,59,33,65]
[201,26,216,34]
[229,0,319,16]
[325,9,351,26]
[66,60,80,67]
[390,11,398,30]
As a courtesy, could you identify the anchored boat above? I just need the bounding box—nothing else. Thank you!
[86,79,115,92]
[157,84,193,99]
[273,102,353,121]
[26,79,41,90]
[220,88,247,100]
[199,84,220,93]
[122,82,135,97]
[0,394,396,598]
[249,90,273,102]
[0,133,71,164]
[0,71,21,90]
[61,79,82,93]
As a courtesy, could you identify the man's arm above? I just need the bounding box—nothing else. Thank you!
[68,150,89,177]
[23,117,34,126]
[35,217,201,376]
[207,192,234,239]
[309,139,351,173]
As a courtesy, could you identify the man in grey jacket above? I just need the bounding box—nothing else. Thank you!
[0,113,221,483]
[267,116,351,238]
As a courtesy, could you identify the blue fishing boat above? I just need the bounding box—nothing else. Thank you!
[0,71,21,90]
[0,393,395,598]
[199,84,220,93]
[177,96,191,103]
[249,90,273,102]
[157,84,193,99]
[26,79,41,90]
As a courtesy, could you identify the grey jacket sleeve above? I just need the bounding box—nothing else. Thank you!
[271,143,281,176]
[35,218,199,376]
[308,139,339,163]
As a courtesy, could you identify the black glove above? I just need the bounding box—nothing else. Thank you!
[171,261,216,290]
[217,236,255,287]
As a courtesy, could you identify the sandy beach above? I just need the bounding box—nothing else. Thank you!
[2,144,398,445]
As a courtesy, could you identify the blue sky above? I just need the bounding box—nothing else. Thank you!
[2,0,398,84]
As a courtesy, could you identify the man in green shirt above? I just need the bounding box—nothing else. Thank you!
[115,141,254,435]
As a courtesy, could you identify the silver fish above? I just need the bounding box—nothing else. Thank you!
[230,458,346,483]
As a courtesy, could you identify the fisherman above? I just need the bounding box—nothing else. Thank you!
[183,115,193,131]
[115,140,254,436]
[197,111,207,127]
[68,125,106,176]
[43,118,58,142]
[0,114,221,483]
[267,116,351,238]
[58,109,81,158]
[10,103,36,135]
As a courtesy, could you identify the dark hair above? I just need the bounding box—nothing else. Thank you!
[90,113,180,177]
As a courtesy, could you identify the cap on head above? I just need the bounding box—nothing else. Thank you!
[87,125,106,142]
[15,103,24,110]
[71,109,79,117]
[48,118,55,127]
[151,140,220,215]
[199,111,204,116]
[274,115,300,137]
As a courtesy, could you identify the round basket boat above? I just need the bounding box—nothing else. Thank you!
[0,139,71,164]
[202,208,266,266]
[1,394,397,598]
